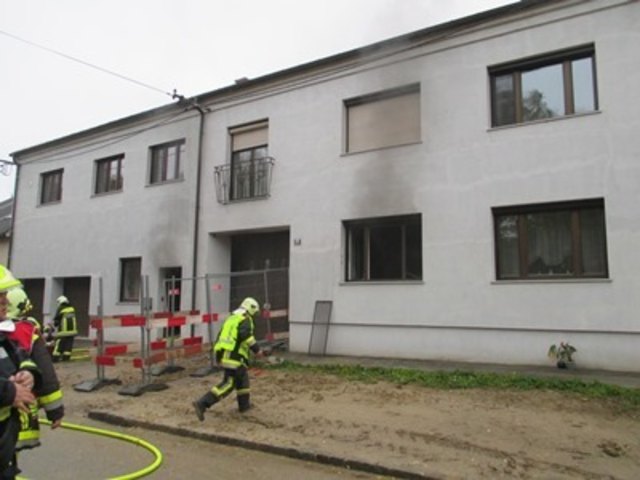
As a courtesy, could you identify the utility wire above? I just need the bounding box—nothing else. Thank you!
[0,29,176,99]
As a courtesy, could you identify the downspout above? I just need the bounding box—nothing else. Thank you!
[6,159,19,268]
[190,101,207,311]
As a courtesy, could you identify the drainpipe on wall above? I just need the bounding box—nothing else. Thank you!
[189,100,209,312]
[3,159,19,268]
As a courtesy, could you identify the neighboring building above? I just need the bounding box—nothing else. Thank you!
[0,197,13,265]
[9,0,640,370]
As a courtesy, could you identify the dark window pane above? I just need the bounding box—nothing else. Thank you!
[369,225,402,279]
[348,226,365,281]
[345,215,422,282]
[120,258,141,302]
[405,222,422,280]
[580,208,606,275]
[492,74,515,126]
[496,215,520,278]
[521,64,564,121]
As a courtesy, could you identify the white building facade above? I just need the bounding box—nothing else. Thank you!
[10,0,640,370]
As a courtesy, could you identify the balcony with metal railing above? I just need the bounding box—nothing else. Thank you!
[214,156,275,204]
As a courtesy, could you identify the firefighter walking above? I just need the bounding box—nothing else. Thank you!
[52,296,78,362]
[193,297,263,419]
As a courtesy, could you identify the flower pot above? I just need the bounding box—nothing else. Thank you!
[557,360,568,369]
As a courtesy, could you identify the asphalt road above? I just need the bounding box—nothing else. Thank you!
[17,416,391,480]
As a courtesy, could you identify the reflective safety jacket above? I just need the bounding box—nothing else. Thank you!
[14,317,64,450]
[53,305,78,337]
[0,324,40,467]
[214,309,259,369]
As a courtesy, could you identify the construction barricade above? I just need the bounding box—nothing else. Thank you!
[73,310,218,396]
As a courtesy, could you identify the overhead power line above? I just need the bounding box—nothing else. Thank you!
[0,29,178,99]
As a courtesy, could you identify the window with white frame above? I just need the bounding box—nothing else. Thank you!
[490,45,597,127]
[345,214,422,282]
[95,154,124,194]
[40,169,63,205]
[344,84,421,154]
[493,199,608,280]
[149,139,185,184]
[120,257,141,302]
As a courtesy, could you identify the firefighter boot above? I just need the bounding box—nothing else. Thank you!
[193,392,217,422]
[237,393,252,413]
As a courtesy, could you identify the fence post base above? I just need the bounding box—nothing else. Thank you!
[73,378,122,393]
[150,364,185,376]
[118,382,169,397]
[190,365,222,377]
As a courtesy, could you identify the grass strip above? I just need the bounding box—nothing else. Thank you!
[266,360,640,410]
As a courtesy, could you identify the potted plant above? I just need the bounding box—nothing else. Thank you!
[548,342,577,369]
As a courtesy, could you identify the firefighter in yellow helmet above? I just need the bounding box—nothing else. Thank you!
[52,295,78,362]
[6,287,65,453]
[193,297,263,420]
[0,265,39,479]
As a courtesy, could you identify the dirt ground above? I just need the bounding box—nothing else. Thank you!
[54,354,640,480]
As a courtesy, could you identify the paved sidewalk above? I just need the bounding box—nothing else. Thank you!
[277,351,640,389]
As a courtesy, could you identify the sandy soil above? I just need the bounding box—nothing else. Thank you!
[54,355,640,480]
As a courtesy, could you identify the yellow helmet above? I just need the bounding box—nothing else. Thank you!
[240,297,260,316]
[6,287,32,319]
[0,265,21,293]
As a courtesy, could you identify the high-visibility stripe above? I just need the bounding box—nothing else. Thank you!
[38,389,63,408]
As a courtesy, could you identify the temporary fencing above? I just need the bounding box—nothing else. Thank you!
[74,311,218,395]
[72,270,290,395]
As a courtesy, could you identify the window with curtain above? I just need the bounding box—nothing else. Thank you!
[489,45,597,127]
[40,169,63,204]
[95,154,124,194]
[345,84,421,153]
[149,139,185,184]
[493,199,607,280]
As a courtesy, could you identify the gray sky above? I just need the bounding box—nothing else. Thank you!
[0,0,515,200]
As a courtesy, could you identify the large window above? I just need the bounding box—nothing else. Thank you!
[95,154,124,194]
[40,169,63,205]
[345,214,422,282]
[149,140,185,184]
[120,257,141,302]
[493,199,608,280]
[490,45,597,127]
[229,121,270,201]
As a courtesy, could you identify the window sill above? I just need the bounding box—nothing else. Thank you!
[492,278,611,285]
[146,177,184,188]
[488,110,602,131]
[341,140,422,157]
[91,189,123,199]
[340,280,424,286]
[37,200,62,207]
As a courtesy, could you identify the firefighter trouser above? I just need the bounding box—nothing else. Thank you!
[0,412,20,480]
[201,366,251,412]
[52,336,75,362]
